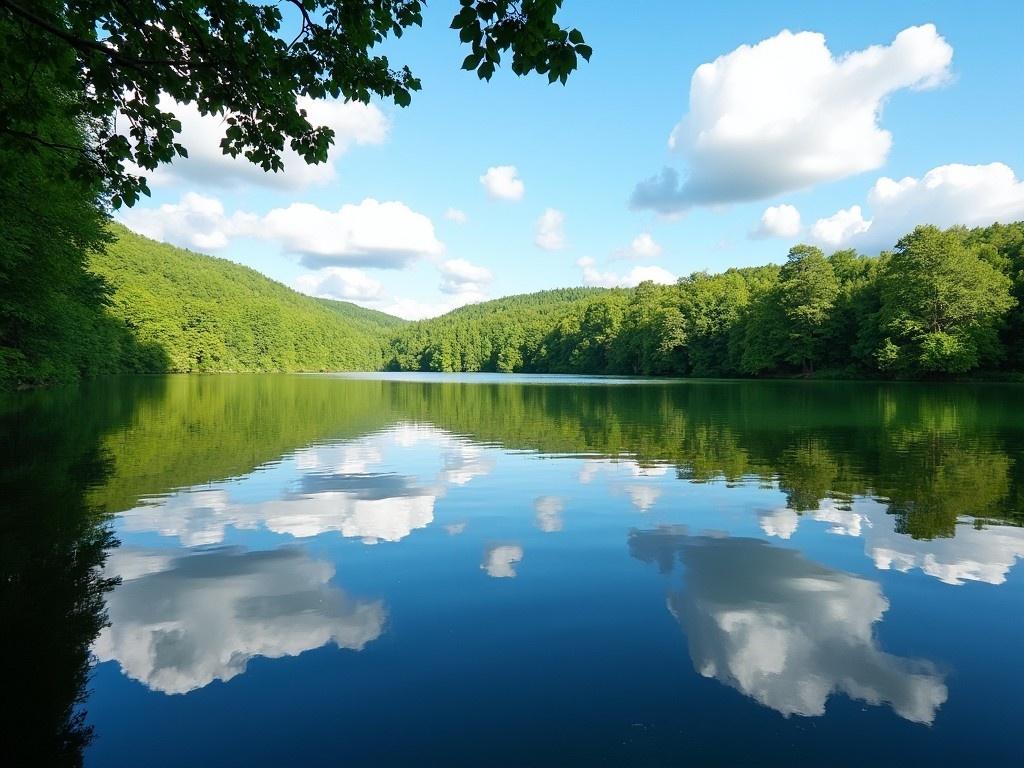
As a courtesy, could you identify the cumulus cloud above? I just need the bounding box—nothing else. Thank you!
[811,162,1024,250]
[294,268,384,302]
[534,496,565,532]
[95,545,385,694]
[438,258,493,298]
[535,208,567,250]
[445,207,469,224]
[629,530,947,724]
[480,165,525,201]
[482,544,524,578]
[138,96,388,190]
[619,232,663,259]
[258,199,444,269]
[809,205,872,247]
[120,195,444,270]
[118,192,256,252]
[752,204,802,239]
[577,257,677,288]
[631,25,953,213]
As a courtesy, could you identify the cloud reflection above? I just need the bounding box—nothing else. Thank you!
[94,546,386,694]
[534,496,565,532]
[482,544,524,578]
[629,528,947,724]
[757,498,1024,586]
[117,427,495,546]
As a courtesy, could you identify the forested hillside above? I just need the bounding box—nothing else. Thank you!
[85,225,404,375]
[386,223,1024,379]
[388,287,610,372]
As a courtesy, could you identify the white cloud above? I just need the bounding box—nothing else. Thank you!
[444,207,468,224]
[480,165,525,201]
[752,204,802,239]
[630,530,947,724]
[577,257,677,288]
[811,162,1024,250]
[118,192,256,252]
[631,25,953,213]
[535,208,567,250]
[620,232,663,259]
[809,205,872,247]
[438,258,493,297]
[482,544,524,578]
[294,268,384,302]
[139,96,388,190]
[258,199,444,269]
[534,496,565,532]
[95,546,385,694]
[120,195,444,270]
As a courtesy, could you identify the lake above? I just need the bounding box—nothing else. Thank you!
[3,373,1023,766]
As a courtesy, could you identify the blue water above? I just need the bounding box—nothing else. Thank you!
[4,374,1022,766]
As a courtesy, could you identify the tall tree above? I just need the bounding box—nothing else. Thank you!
[877,225,1015,375]
[776,245,838,374]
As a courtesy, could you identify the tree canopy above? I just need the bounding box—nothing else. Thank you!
[385,222,1022,380]
[1,0,590,204]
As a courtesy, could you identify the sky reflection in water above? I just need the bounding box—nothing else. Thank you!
[14,375,1018,766]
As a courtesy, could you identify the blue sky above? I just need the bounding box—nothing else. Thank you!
[119,1,1024,318]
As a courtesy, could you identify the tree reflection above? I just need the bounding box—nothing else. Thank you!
[0,383,153,766]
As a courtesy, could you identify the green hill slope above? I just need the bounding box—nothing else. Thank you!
[316,297,408,332]
[386,287,615,372]
[89,225,403,373]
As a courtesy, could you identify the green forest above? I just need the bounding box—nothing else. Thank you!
[3,219,1024,390]
[2,224,398,387]
[387,222,1024,379]
[2,3,1021,390]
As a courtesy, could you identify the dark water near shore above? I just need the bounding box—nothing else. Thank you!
[2,373,1023,766]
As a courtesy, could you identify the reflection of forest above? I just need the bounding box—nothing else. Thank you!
[69,376,1024,539]
[1,375,1022,763]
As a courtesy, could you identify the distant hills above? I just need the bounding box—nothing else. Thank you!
[89,225,405,373]
[11,220,1018,387]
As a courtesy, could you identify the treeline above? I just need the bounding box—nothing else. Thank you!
[387,223,1024,378]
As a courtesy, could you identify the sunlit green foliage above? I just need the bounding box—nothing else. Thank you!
[389,223,1024,379]
[878,225,1015,374]
[87,225,400,373]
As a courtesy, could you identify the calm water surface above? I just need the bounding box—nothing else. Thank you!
[3,374,1023,766]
